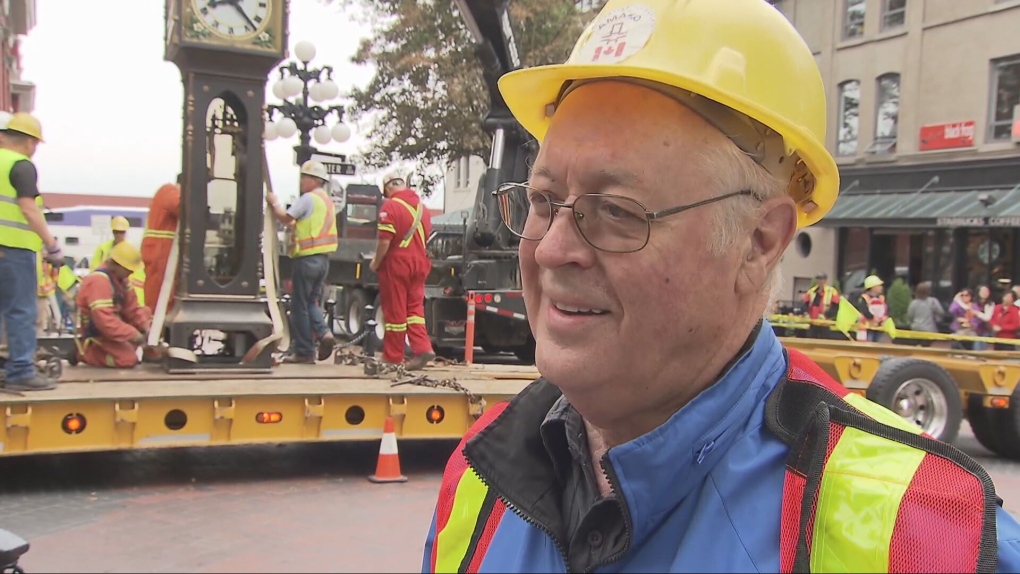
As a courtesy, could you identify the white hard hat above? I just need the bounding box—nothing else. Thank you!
[382,170,406,188]
[300,160,329,182]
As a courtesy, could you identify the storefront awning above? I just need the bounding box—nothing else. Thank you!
[817,186,1020,228]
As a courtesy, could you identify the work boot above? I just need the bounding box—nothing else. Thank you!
[405,351,436,371]
[5,374,57,392]
[317,332,336,362]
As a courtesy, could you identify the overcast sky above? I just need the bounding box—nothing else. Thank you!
[20,0,443,207]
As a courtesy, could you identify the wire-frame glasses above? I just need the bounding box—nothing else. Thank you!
[493,182,755,254]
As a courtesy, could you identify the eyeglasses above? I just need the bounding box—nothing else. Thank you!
[492,182,756,254]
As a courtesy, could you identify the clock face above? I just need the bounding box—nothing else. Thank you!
[192,0,271,40]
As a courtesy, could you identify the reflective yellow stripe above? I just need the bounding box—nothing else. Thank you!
[407,316,426,325]
[811,425,926,573]
[143,229,175,239]
[384,323,407,332]
[378,223,396,235]
[89,299,114,309]
[434,471,489,573]
[392,197,426,249]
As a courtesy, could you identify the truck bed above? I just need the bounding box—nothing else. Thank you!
[0,362,539,457]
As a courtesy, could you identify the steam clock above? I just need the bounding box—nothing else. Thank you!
[163,0,289,373]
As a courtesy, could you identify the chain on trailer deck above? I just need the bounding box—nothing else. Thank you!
[333,347,485,410]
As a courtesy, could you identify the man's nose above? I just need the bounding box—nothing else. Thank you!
[533,204,596,269]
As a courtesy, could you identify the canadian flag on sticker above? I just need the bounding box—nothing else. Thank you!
[577,4,657,65]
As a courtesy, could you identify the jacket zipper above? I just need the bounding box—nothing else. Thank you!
[465,462,571,571]
[581,453,633,574]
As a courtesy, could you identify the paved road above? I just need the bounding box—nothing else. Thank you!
[1,424,1018,573]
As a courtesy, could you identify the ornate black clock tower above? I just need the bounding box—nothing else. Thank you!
[163,0,289,373]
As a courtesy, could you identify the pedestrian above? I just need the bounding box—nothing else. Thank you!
[266,160,337,363]
[905,280,944,347]
[75,241,152,368]
[991,290,1020,351]
[369,171,435,370]
[420,0,1020,571]
[0,112,59,391]
[950,288,981,350]
[974,284,996,350]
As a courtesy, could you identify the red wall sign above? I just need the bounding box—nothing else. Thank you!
[919,121,975,151]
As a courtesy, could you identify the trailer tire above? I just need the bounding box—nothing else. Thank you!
[372,293,385,350]
[966,394,1005,456]
[344,289,370,338]
[866,357,962,444]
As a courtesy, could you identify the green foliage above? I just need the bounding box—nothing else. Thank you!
[330,0,600,190]
[887,277,912,327]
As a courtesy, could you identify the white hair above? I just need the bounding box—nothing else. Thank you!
[699,140,789,315]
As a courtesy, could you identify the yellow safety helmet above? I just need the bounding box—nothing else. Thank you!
[111,215,130,232]
[497,0,838,229]
[109,241,142,272]
[5,112,44,142]
[864,275,884,290]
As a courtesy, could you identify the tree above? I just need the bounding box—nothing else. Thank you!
[887,277,912,328]
[332,0,600,192]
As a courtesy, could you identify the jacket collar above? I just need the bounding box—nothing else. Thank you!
[464,321,788,547]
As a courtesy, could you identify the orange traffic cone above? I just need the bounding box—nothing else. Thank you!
[368,416,408,483]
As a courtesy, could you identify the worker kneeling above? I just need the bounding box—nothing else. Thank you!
[75,241,153,368]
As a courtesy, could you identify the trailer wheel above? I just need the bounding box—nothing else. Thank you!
[372,293,385,349]
[866,357,962,444]
[966,394,1005,456]
[345,289,370,338]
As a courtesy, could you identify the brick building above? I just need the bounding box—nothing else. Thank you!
[774,0,1020,303]
[0,0,35,112]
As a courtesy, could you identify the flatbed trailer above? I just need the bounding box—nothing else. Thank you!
[780,337,1020,456]
[0,362,537,458]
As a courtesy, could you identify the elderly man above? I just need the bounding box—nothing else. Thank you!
[421,0,1020,572]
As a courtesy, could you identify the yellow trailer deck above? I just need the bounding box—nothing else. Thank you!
[0,362,538,457]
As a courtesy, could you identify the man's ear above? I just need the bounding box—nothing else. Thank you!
[738,197,797,295]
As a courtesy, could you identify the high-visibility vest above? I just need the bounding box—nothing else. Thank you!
[390,196,426,249]
[0,148,42,252]
[428,348,997,573]
[57,265,79,292]
[129,267,146,306]
[805,284,837,311]
[91,239,114,271]
[36,252,56,297]
[291,189,338,257]
[862,293,888,322]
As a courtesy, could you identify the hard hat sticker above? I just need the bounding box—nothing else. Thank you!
[576,3,657,65]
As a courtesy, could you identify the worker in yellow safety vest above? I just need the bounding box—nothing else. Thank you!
[265,160,338,363]
[35,251,60,335]
[0,112,59,391]
[92,215,146,306]
[801,271,841,339]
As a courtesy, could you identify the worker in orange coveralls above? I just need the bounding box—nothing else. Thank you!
[369,171,435,370]
[141,176,181,316]
[75,241,153,368]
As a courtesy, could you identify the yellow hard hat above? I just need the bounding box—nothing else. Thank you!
[864,275,884,290]
[497,0,838,228]
[110,216,130,232]
[5,112,43,142]
[109,241,142,272]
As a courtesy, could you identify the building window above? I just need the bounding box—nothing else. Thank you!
[866,73,900,155]
[988,55,1020,142]
[837,80,861,156]
[843,0,865,40]
[881,0,906,30]
[64,237,79,245]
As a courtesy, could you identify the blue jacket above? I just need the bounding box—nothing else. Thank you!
[422,323,1020,572]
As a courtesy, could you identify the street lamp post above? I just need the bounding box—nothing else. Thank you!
[264,40,352,165]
